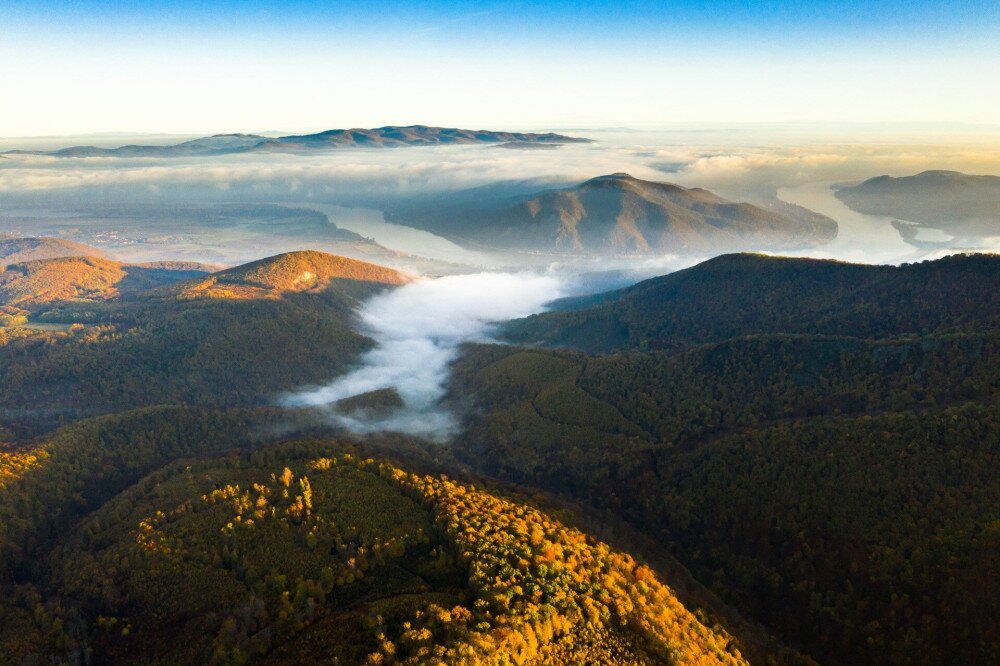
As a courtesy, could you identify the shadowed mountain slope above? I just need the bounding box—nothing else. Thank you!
[448,250,1000,664]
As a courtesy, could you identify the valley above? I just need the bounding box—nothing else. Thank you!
[6,0,1000,660]
[2,124,1000,666]
[1,235,997,664]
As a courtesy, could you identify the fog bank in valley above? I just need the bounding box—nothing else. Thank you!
[283,271,564,439]
[4,130,999,268]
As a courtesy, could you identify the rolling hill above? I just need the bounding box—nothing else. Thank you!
[0,428,746,664]
[170,250,413,300]
[503,252,1000,352]
[0,251,411,432]
[0,236,107,265]
[0,256,211,310]
[835,170,1000,241]
[5,126,591,158]
[392,173,838,255]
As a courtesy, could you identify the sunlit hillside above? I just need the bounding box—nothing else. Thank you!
[0,420,760,665]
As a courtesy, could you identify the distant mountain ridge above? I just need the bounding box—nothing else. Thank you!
[393,173,838,255]
[835,170,1000,241]
[5,125,591,158]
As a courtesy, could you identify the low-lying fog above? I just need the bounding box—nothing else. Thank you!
[4,126,1000,269]
[284,271,564,439]
[4,124,1000,438]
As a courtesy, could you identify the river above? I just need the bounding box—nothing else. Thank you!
[777,181,921,264]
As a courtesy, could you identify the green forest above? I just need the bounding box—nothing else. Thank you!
[1,250,998,664]
[449,253,1000,664]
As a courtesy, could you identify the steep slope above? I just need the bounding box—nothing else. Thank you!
[0,236,107,265]
[6,126,590,158]
[395,173,837,255]
[835,170,1000,240]
[172,250,412,300]
[504,252,1000,352]
[1,434,750,665]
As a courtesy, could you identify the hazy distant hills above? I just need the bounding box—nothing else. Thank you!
[836,170,1000,240]
[392,173,838,255]
[0,236,108,265]
[5,125,590,158]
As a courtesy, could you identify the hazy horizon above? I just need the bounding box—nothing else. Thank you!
[5,1,1000,137]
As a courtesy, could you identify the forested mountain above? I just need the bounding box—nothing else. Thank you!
[391,174,837,255]
[2,245,998,664]
[448,251,1000,664]
[504,252,1000,352]
[5,126,590,158]
[0,251,409,434]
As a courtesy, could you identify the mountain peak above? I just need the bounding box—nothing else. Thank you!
[495,175,836,255]
[586,172,637,184]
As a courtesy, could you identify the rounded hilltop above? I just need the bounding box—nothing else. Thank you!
[0,255,211,310]
[0,236,107,266]
[174,250,413,300]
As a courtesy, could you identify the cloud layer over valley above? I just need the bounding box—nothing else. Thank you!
[283,271,564,439]
[3,127,999,269]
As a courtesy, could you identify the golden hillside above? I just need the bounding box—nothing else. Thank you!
[174,250,413,300]
[6,433,747,664]
[0,256,210,309]
[0,236,107,266]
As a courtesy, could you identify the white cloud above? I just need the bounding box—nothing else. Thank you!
[283,271,565,439]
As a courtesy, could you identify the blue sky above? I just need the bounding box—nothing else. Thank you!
[3,1,999,135]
